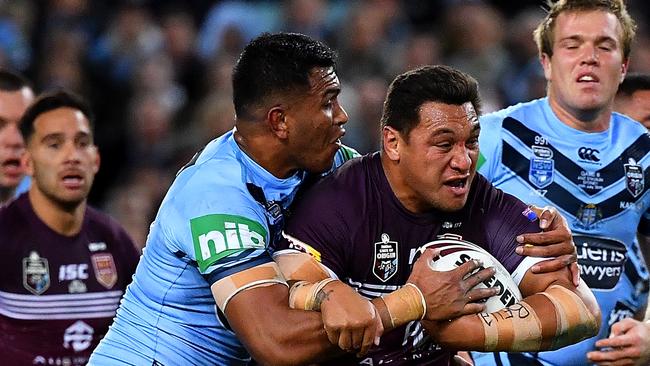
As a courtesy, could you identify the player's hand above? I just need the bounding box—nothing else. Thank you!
[409,248,498,321]
[516,205,580,286]
[319,280,383,357]
[452,352,474,366]
[587,318,650,366]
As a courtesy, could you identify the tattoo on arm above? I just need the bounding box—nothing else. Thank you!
[314,289,333,311]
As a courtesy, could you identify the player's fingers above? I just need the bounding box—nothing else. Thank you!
[452,259,486,279]
[338,330,353,352]
[516,239,575,256]
[466,287,499,303]
[570,262,581,287]
[415,247,441,267]
[528,204,555,229]
[529,254,577,273]
[462,266,495,289]
[610,318,637,336]
[374,308,384,345]
[452,355,473,366]
[461,302,487,315]
[349,326,365,353]
[324,326,340,348]
[588,348,636,363]
[357,321,377,357]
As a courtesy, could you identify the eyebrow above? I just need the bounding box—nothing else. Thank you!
[40,131,91,142]
[322,88,340,100]
[560,34,618,44]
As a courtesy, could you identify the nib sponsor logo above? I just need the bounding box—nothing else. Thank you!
[191,214,268,271]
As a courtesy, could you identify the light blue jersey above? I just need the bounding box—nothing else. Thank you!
[15,175,30,197]
[472,98,650,366]
[90,129,357,365]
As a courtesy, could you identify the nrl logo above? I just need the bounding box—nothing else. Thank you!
[373,233,398,282]
[624,158,644,198]
[23,251,50,295]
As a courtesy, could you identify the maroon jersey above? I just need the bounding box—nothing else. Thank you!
[276,153,540,365]
[0,194,139,366]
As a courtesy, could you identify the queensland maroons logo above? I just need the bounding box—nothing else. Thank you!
[373,233,398,282]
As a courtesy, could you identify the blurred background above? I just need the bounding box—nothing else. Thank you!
[6,0,648,248]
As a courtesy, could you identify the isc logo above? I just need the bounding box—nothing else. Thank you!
[59,264,89,281]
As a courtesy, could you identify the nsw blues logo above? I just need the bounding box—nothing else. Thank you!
[529,146,554,188]
[373,233,398,282]
[624,158,644,198]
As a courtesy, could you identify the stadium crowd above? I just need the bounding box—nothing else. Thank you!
[0,0,647,248]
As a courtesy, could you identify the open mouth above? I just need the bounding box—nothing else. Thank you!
[1,159,22,176]
[62,173,84,188]
[445,176,468,189]
[577,73,599,83]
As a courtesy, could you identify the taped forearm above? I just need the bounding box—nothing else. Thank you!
[481,285,599,351]
[371,283,426,332]
[212,261,287,312]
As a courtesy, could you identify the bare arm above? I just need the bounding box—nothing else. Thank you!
[224,283,339,366]
[422,266,600,352]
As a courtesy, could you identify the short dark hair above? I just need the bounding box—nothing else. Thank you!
[618,73,650,97]
[20,90,94,142]
[232,32,337,120]
[0,68,31,92]
[380,65,482,139]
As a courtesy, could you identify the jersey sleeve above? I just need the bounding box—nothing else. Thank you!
[280,181,354,278]
[159,176,273,286]
[477,177,543,280]
[478,112,505,181]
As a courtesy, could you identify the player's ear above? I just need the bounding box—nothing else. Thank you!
[21,150,33,176]
[382,126,400,161]
[267,106,288,139]
[91,146,100,174]
[620,58,629,83]
[540,53,552,82]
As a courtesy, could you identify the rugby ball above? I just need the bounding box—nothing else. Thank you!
[416,235,522,313]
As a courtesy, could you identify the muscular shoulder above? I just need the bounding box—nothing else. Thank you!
[296,154,371,212]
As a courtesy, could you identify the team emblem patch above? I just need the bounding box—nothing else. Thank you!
[23,251,50,295]
[529,157,554,188]
[575,203,602,229]
[624,158,644,198]
[373,234,398,282]
[91,253,117,289]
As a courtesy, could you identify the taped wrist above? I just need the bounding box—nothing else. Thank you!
[288,278,338,311]
[376,283,426,329]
